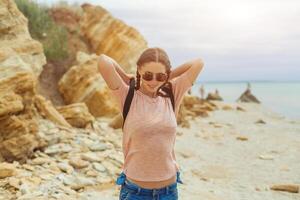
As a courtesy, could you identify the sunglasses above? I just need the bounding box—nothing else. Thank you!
[141,71,168,82]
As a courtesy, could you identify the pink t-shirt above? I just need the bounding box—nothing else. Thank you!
[110,73,193,181]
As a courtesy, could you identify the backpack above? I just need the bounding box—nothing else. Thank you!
[122,78,175,129]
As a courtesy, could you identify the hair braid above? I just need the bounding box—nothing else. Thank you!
[135,71,141,90]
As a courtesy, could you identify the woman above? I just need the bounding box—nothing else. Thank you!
[98,47,204,200]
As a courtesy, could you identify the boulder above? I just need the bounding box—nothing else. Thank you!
[56,102,95,128]
[33,95,71,128]
[237,89,260,103]
[58,52,119,117]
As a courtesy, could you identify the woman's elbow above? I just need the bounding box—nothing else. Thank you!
[194,58,204,71]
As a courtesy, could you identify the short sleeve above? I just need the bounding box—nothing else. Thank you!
[170,73,193,116]
[109,80,129,113]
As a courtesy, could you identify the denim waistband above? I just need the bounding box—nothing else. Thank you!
[115,171,183,195]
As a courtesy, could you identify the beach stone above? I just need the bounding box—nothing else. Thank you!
[93,163,106,172]
[86,169,98,177]
[236,136,248,141]
[73,177,95,190]
[22,164,35,171]
[0,162,17,178]
[259,154,274,160]
[81,152,103,162]
[88,143,108,151]
[31,157,52,165]
[8,177,21,189]
[236,106,246,111]
[270,184,299,193]
[222,105,234,110]
[102,160,120,176]
[255,119,266,124]
[44,144,72,155]
[57,162,74,174]
[69,157,90,169]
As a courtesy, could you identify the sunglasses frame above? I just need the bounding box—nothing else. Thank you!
[141,71,168,82]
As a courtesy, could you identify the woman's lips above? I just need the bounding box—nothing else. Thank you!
[147,84,156,89]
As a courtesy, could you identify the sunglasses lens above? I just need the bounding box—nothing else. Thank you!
[142,72,153,81]
[156,73,167,82]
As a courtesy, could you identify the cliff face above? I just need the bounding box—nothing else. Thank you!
[0,0,46,77]
[80,3,147,73]
[0,0,94,163]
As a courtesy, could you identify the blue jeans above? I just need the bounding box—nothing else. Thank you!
[116,171,184,200]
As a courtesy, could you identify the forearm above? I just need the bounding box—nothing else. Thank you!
[100,54,130,84]
[169,60,195,80]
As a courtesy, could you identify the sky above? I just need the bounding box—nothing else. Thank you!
[36,0,300,82]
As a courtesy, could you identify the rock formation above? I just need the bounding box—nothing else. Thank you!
[58,51,120,117]
[237,88,260,103]
[80,3,147,73]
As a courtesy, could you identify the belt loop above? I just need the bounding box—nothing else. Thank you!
[152,189,156,197]
[136,187,141,195]
[166,186,169,195]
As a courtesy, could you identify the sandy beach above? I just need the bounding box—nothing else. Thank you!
[175,101,300,200]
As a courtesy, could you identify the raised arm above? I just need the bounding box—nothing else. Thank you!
[169,58,204,84]
[97,54,132,89]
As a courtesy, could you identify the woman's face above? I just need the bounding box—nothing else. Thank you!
[138,62,167,93]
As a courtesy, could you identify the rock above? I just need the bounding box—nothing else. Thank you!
[92,163,107,172]
[255,119,266,124]
[69,157,90,169]
[101,160,120,176]
[88,143,108,152]
[58,52,119,117]
[56,103,95,128]
[236,136,248,141]
[237,89,260,103]
[0,133,39,163]
[86,169,98,177]
[270,184,299,193]
[236,106,246,111]
[0,162,17,178]
[30,157,52,165]
[8,177,21,189]
[0,93,24,117]
[206,90,223,101]
[259,154,274,160]
[33,95,71,128]
[80,3,147,73]
[0,0,46,77]
[81,152,104,162]
[222,105,234,110]
[109,113,123,129]
[44,144,73,155]
[57,162,74,174]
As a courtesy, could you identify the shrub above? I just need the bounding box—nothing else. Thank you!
[15,0,69,61]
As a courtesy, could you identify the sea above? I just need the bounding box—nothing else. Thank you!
[191,81,300,120]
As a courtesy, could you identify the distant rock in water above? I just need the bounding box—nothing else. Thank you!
[237,89,260,103]
[206,89,223,101]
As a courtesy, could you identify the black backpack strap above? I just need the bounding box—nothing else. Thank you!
[122,78,135,129]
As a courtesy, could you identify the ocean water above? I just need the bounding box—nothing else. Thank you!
[191,81,300,120]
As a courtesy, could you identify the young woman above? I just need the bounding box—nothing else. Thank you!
[98,47,204,200]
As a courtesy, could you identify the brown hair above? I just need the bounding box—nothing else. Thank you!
[135,47,173,97]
